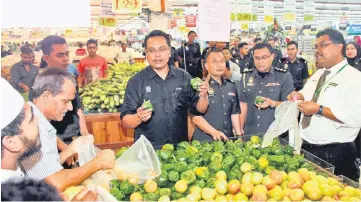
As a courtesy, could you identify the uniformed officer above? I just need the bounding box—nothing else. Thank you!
[249,37,262,58]
[281,41,309,91]
[192,49,241,141]
[267,37,283,68]
[178,31,202,78]
[239,43,294,135]
[120,30,210,146]
[238,42,254,73]
[201,41,216,62]
[230,37,241,60]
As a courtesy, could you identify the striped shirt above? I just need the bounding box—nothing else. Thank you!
[20,102,63,180]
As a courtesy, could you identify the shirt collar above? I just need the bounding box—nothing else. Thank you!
[254,67,275,78]
[1,168,25,183]
[209,76,227,86]
[147,65,177,80]
[28,101,56,133]
[287,57,300,64]
[323,59,349,74]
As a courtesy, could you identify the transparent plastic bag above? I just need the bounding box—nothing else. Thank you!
[261,101,303,153]
[114,135,161,184]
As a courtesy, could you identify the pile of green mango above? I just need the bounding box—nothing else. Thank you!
[79,62,146,113]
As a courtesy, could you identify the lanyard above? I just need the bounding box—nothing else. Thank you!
[313,64,348,97]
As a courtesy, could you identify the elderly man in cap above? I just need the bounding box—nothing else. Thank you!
[20,68,115,191]
[1,78,41,183]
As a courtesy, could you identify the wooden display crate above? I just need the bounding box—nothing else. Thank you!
[85,112,134,144]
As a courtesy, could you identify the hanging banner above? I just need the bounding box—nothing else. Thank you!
[113,0,142,13]
[178,18,186,32]
[237,0,252,22]
[303,0,315,22]
[99,17,116,27]
[172,9,184,19]
[284,0,296,22]
[198,0,231,42]
[263,1,274,24]
[101,2,115,16]
[185,15,197,27]
[252,1,258,22]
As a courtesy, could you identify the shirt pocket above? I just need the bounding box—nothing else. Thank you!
[263,85,281,101]
[172,84,189,110]
[244,86,255,103]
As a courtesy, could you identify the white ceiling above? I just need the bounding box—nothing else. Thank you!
[90,0,361,25]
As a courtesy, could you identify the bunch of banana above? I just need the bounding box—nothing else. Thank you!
[79,62,147,113]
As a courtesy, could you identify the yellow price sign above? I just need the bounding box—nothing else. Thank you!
[231,13,236,21]
[237,13,252,21]
[252,14,258,21]
[264,15,274,23]
[99,17,117,27]
[241,24,249,30]
[178,26,186,32]
[113,0,142,13]
[284,12,296,21]
[304,14,314,22]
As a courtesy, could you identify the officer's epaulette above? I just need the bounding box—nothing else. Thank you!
[299,58,307,63]
[280,58,288,63]
[274,66,288,73]
[242,67,254,73]
[225,78,235,83]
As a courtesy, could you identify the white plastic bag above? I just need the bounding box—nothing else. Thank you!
[261,101,303,153]
[114,135,161,183]
[76,135,117,201]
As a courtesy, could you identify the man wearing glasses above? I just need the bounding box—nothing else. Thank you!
[78,39,108,87]
[288,29,361,181]
[239,43,294,135]
[120,30,210,146]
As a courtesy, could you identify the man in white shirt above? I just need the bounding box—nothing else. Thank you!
[1,78,41,183]
[288,29,361,181]
[20,68,115,191]
[114,42,134,64]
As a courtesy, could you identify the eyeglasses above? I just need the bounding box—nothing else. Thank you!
[254,55,272,62]
[146,47,168,54]
[314,41,341,50]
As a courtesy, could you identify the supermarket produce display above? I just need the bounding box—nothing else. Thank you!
[79,62,146,113]
[101,136,361,201]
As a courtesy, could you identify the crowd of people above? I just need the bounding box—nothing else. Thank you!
[1,29,361,200]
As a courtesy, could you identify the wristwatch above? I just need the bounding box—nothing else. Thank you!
[316,105,324,117]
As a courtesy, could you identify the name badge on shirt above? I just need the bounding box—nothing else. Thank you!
[265,82,280,87]
[146,86,151,93]
[186,47,189,51]
[228,92,236,96]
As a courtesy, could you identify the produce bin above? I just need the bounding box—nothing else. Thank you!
[336,175,361,188]
[153,134,336,176]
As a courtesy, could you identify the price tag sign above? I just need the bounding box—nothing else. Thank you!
[99,17,117,27]
[113,0,142,13]
[284,12,296,21]
[240,24,249,30]
[304,14,314,22]
[237,13,252,21]
[231,13,236,21]
[264,15,274,23]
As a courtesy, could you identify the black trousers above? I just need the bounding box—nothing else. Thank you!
[356,130,360,159]
[302,141,360,182]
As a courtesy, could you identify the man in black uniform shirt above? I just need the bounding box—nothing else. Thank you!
[178,31,202,78]
[267,37,283,68]
[281,41,309,91]
[192,49,241,141]
[239,43,294,135]
[238,42,254,73]
[120,30,210,146]
[230,37,241,60]
[201,41,216,78]
[249,37,262,58]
